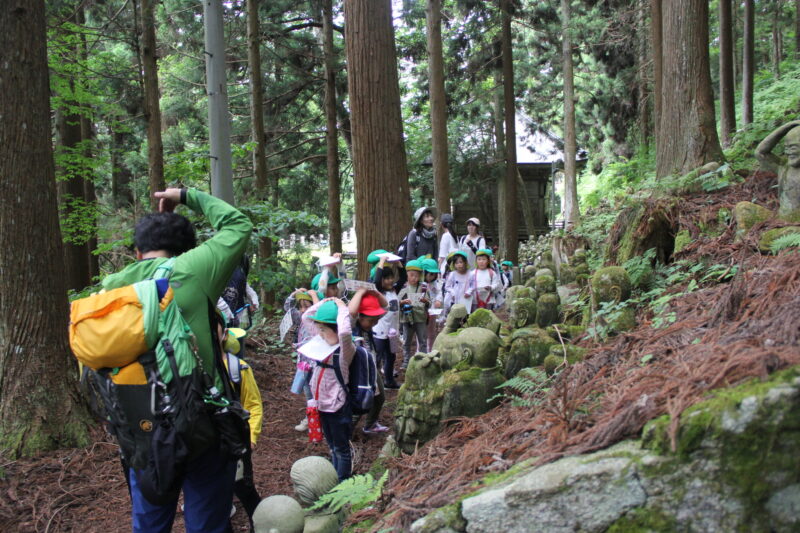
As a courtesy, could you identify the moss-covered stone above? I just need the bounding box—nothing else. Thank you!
[534,274,556,298]
[506,285,535,301]
[780,209,800,223]
[591,266,632,304]
[536,293,560,327]
[606,507,677,532]
[734,201,773,237]
[642,366,800,518]
[547,343,587,364]
[535,268,554,278]
[465,308,503,335]
[508,297,537,330]
[758,226,800,253]
[673,229,692,255]
[505,327,556,378]
[558,265,577,284]
[543,354,560,374]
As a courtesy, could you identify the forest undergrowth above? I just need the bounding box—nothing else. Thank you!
[354,171,800,531]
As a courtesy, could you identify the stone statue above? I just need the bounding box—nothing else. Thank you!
[465,308,503,335]
[504,327,556,378]
[508,297,537,329]
[756,120,800,221]
[590,266,636,334]
[290,456,339,507]
[253,495,305,533]
[395,327,504,454]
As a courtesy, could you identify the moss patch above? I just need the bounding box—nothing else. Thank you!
[606,507,677,533]
[673,229,691,255]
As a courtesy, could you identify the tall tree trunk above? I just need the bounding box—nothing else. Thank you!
[493,50,506,251]
[516,170,536,238]
[323,0,342,254]
[81,114,100,281]
[140,0,165,210]
[772,2,784,77]
[796,0,800,58]
[637,0,652,142]
[344,0,412,277]
[56,107,92,292]
[501,0,518,262]
[247,0,274,308]
[742,0,754,125]
[78,7,99,281]
[426,0,451,220]
[111,128,134,207]
[656,0,723,178]
[0,0,91,458]
[561,0,580,228]
[719,0,736,147]
[204,0,235,204]
[651,0,662,154]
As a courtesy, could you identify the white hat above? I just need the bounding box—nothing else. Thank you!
[466,217,480,226]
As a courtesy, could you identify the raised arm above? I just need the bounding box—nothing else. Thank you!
[756,121,800,172]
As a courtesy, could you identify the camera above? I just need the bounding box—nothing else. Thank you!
[401,303,413,315]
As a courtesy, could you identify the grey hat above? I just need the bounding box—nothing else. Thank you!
[413,206,436,226]
[441,213,454,225]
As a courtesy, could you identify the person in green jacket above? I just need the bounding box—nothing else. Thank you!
[102,188,252,533]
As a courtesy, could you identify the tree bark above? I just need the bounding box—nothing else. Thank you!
[111,128,134,207]
[796,0,800,59]
[772,1,784,77]
[140,0,165,210]
[81,114,100,281]
[203,0,235,204]
[247,0,274,308]
[637,0,652,142]
[501,0,518,262]
[493,52,506,252]
[561,0,580,229]
[656,0,723,178]
[426,0,451,221]
[0,0,91,458]
[323,0,343,254]
[742,0,754,125]
[719,0,736,147]
[651,0,662,154]
[344,0,412,277]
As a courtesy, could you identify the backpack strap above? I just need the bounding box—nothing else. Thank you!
[226,353,242,385]
[153,257,177,280]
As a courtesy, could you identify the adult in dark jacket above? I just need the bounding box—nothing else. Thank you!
[405,207,438,262]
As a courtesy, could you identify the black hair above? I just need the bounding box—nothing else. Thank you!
[319,321,338,333]
[380,266,396,278]
[414,208,434,231]
[442,217,458,241]
[134,212,197,256]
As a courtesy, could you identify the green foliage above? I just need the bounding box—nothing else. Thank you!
[491,367,556,408]
[309,471,389,514]
[622,247,656,289]
[586,299,634,340]
[770,232,800,253]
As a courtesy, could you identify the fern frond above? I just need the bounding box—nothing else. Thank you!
[309,471,388,513]
[770,232,800,254]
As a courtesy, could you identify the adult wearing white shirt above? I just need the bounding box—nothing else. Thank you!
[437,213,459,274]
[458,217,486,268]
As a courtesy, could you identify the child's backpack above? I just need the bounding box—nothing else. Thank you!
[322,346,377,415]
[69,259,248,504]
[395,230,421,264]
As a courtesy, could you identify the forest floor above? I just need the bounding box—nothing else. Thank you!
[0,320,397,532]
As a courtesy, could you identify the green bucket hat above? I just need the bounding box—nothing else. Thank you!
[312,272,341,290]
[422,258,439,273]
[475,248,494,258]
[367,249,389,265]
[405,259,423,272]
[295,291,313,302]
[501,260,514,267]
[310,300,339,324]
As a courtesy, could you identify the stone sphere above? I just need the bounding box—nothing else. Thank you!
[290,456,339,506]
[253,495,305,533]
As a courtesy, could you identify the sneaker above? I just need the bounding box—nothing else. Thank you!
[384,381,401,390]
[362,422,390,434]
[294,418,308,432]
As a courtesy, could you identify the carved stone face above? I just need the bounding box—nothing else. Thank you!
[509,297,537,329]
[785,127,800,168]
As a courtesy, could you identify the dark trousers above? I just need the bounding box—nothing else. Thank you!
[129,447,236,533]
[234,450,260,520]
[320,403,353,481]
[374,337,398,384]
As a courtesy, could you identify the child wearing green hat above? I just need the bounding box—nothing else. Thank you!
[371,255,403,387]
[443,251,475,313]
[398,259,429,372]
[422,258,443,351]
[301,297,357,481]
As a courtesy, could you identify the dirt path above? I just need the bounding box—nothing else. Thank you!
[0,318,397,532]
